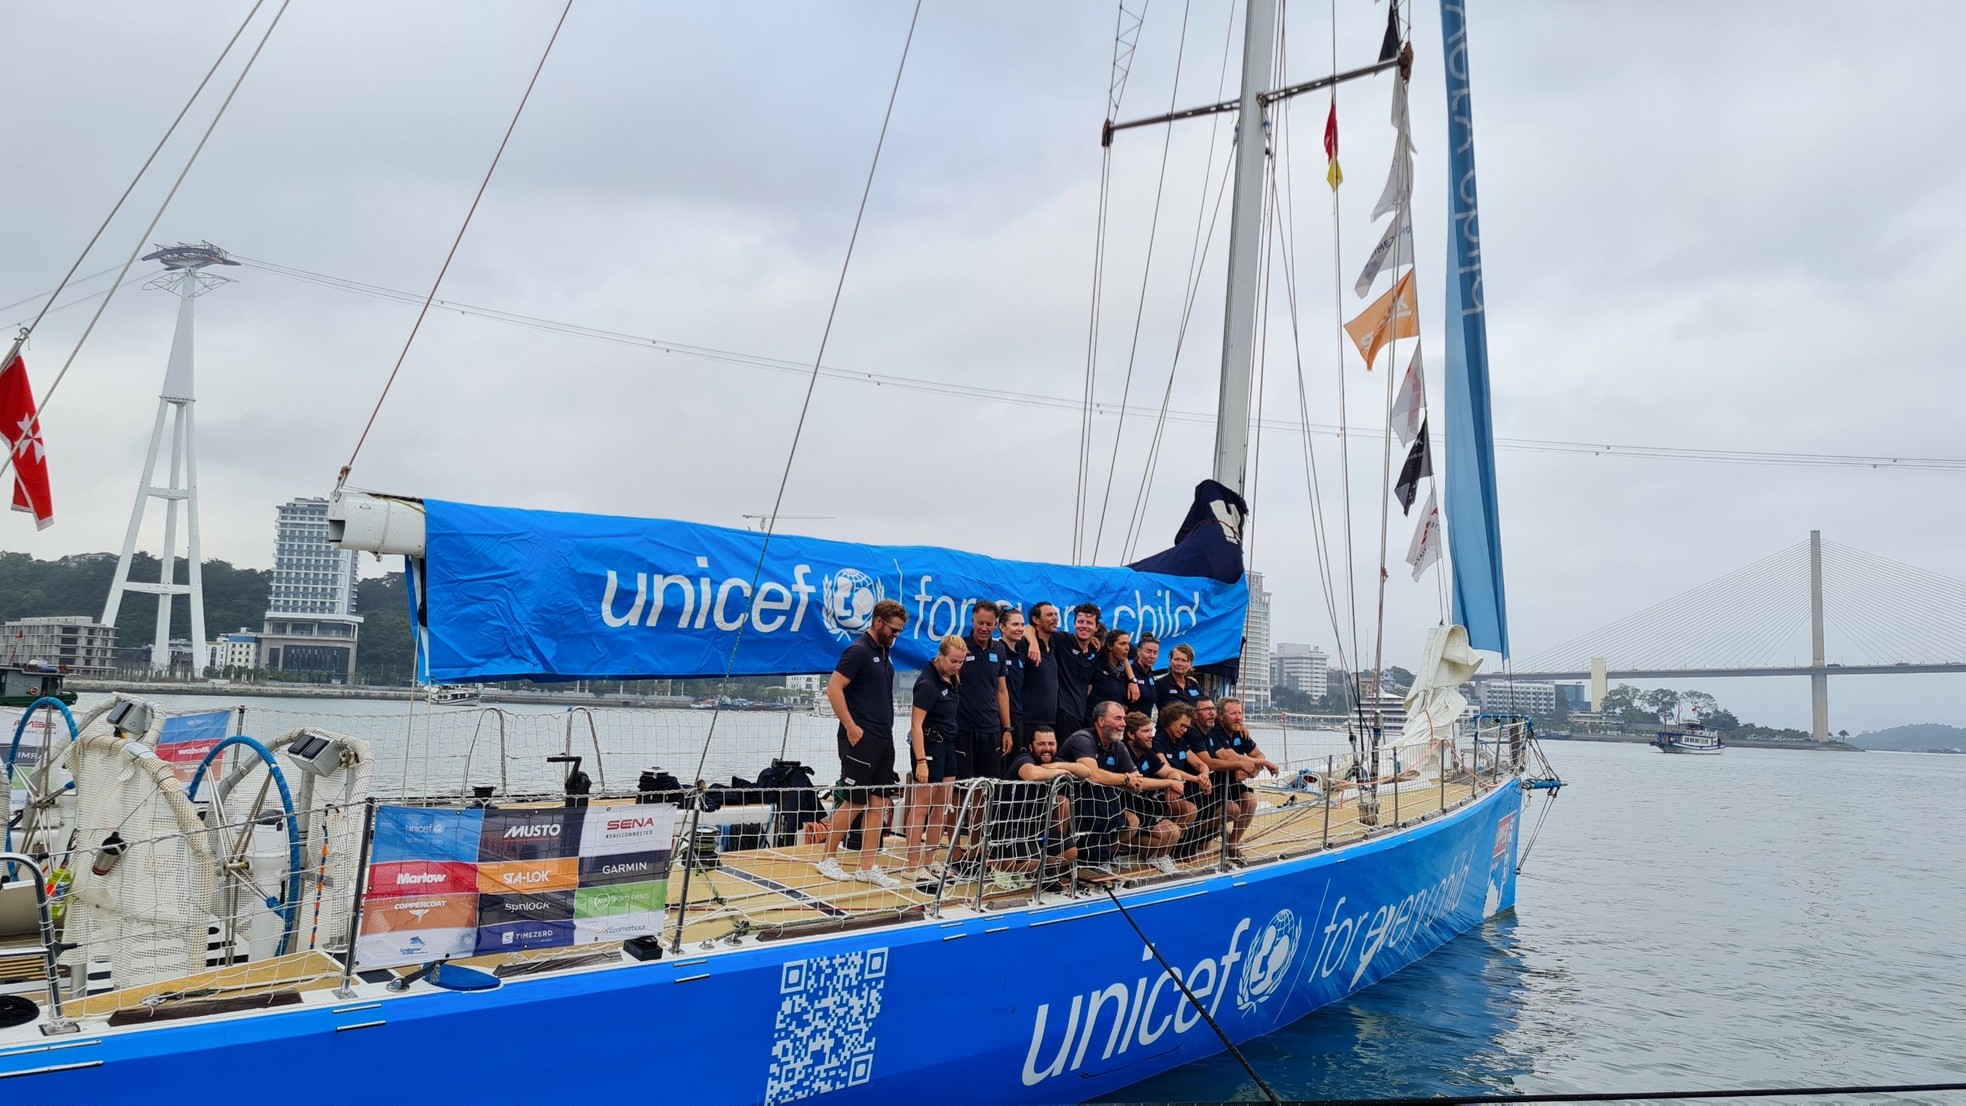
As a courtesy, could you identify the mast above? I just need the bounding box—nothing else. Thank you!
[1210,0,1278,494]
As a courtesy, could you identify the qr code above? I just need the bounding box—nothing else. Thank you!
[764,947,890,1104]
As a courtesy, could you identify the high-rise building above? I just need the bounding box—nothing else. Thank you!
[1475,680,1558,716]
[260,497,362,681]
[1270,642,1330,699]
[2,616,117,677]
[1238,570,1271,709]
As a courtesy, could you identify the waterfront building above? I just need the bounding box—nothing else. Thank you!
[2,616,117,676]
[206,629,261,672]
[260,497,362,681]
[1239,570,1272,709]
[1271,642,1330,698]
[1476,679,1558,717]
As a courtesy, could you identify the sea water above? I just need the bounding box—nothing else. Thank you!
[1110,741,1966,1103]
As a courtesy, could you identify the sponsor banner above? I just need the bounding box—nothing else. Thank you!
[475,918,575,956]
[577,850,669,887]
[152,710,233,784]
[574,879,666,919]
[479,807,584,863]
[372,806,485,865]
[362,893,480,934]
[366,860,479,900]
[478,889,576,928]
[417,499,1248,682]
[356,926,476,969]
[477,857,579,896]
[580,804,676,857]
[573,911,662,945]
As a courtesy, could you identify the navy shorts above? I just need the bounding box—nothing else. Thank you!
[956,730,1004,781]
[918,731,957,781]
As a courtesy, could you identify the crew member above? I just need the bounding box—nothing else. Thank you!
[902,635,965,881]
[1154,643,1205,718]
[1214,697,1282,860]
[818,598,906,890]
[990,725,1085,879]
[1060,700,1179,871]
[1087,628,1138,707]
[954,600,1013,781]
[998,606,1029,759]
[1131,634,1161,708]
[1053,603,1103,737]
[1019,602,1060,753]
[1124,711,1189,873]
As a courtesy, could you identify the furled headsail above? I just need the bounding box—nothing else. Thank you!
[338,484,1247,684]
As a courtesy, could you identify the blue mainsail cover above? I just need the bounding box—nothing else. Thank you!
[409,488,1247,683]
[1439,0,1510,657]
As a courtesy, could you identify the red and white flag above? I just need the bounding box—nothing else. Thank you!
[1406,489,1441,581]
[0,352,53,529]
[1390,348,1426,445]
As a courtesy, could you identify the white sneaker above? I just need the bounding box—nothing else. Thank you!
[815,856,849,882]
[853,866,902,891]
[1148,856,1178,876]
[894,866,928,883]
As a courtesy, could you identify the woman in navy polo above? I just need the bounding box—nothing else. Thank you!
[902,635,965,880]
[1088,629,1140,708]
[1130,634,1160,709]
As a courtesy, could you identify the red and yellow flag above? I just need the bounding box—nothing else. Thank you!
[1324,101,1343,190]
[1343,270,1418,369]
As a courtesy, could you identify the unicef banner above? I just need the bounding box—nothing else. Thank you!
[413,499,1248,683]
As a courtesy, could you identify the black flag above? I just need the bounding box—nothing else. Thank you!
[1378,1,1402,62]
[1395,418,1431,514]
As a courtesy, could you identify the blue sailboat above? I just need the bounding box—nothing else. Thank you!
[0,1,1556,1100]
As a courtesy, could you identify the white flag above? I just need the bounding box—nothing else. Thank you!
[1373,80,1416,221]
[1406,489,1441,581]
[1355,216,1414,297]
[1390,347,1425,445]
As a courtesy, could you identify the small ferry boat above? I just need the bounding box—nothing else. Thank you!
[1653,720,1725,754]
[424,684,481,706]
[0,663,75,708]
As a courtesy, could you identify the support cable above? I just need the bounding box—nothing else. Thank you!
[340,0,574,487]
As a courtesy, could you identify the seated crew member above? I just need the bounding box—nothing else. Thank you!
[1018,602,1060,753]
[1214,697,1283,860]
[902,635,966,881]
[1052,603,1103,738]
[1131,634,1161,708]
[1123,712,1189,874]
[954,600,1013,781]
[1087,628,1138,707]
[1142,705,1208,826]
[1180,695,1233,841]
[997,606,1029,759]
[1061,701,1178,871]
[990,725,1086,877]
[818,599,907,890]
[1154,643,1205,718]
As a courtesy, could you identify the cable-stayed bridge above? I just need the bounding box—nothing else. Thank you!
[1479,531,1966,740]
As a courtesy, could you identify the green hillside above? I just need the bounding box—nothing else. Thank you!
[1850,723,1966,752]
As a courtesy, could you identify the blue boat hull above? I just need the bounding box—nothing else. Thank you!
[2,782,1523,1103]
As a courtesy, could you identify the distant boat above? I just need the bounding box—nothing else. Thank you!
[1653,720,1724,754]
[0,662,74,708]
[425,684,481,705]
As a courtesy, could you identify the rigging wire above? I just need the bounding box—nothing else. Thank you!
[1091,0,1194,565]
[1120,2,1240,564]
[0,0,291,488]
[689,0,924,783]
[339,0,575,488]
[225,254,1966,475]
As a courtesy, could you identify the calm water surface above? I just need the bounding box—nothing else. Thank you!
[1112,741,1966,1103]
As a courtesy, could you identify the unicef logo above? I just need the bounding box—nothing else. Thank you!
[1236,909,1302,1012]
[821,569,884,640]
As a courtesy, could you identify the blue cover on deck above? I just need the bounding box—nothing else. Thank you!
[1440,0,1510,657]
[410,488,1247,684]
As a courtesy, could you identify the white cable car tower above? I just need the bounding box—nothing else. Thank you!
[102,242,238,674]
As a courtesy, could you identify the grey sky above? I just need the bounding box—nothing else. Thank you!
[3,1,1962,732]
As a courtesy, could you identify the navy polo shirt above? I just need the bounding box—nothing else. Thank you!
[1201,724,1233,754]
[912,666,957,736]
[1219,725,1260,758]
[1054,635,1101,723]
[1130,662,1158,709]
[1132,740,1172,778]
[1181,724,1217,763]
[1061,729,1136,776]
[999,636,1028,718]
[832,632,895,738]
[1088,658,1133,708]
[955,633,1007,733]
[1155,673,1204,715]
[1021,635,1057,725]
[1154,729,1199,775]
